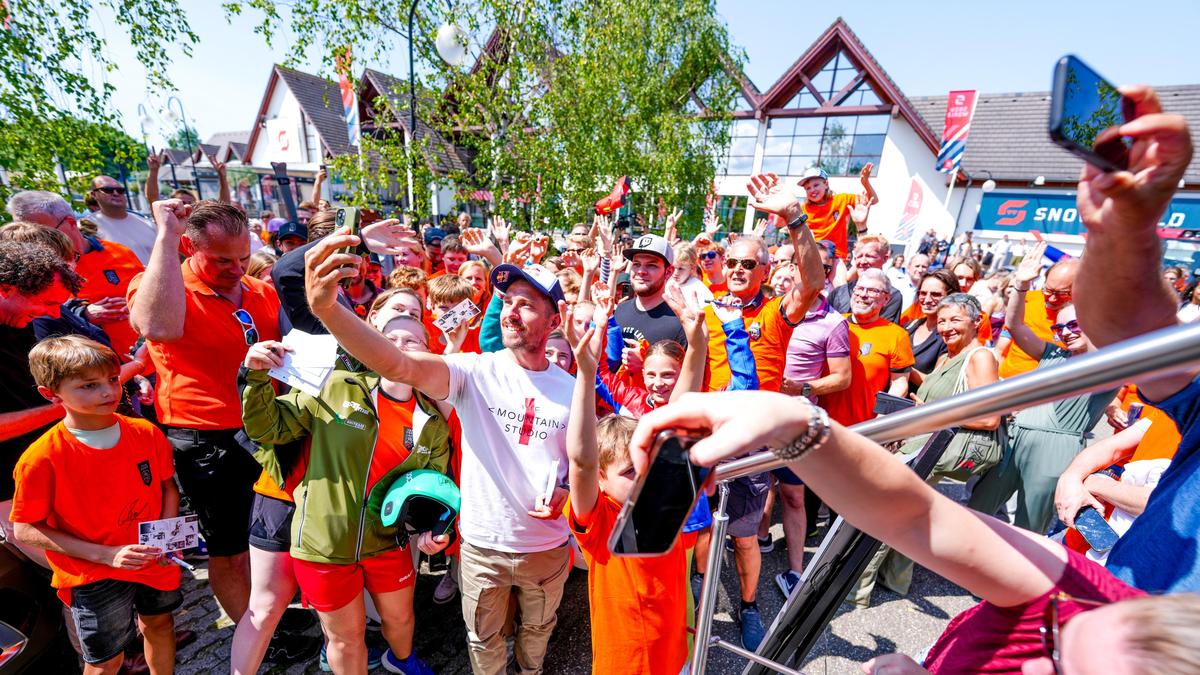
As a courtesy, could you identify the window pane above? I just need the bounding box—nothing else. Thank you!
[761,155,790,175]
[846,156,880,176]
[791,135,822,156]
[850,133,886,157]
[832,67,858,94]
[731,136,757,156]
[734,95,754,112]
[767,117,795,135]
[855,82,884,106]
[793,89,820,108]
[855,114,890,134]
[811,67,834,99]
[789,156,819,175]
[793,116,827,135]
[764,134,792,155]
[731,119,759,137]
[819,154,847,176]
[727,155,755,175]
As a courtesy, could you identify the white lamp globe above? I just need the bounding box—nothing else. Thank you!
[435,23,468,67]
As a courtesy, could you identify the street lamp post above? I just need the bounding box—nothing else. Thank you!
[165,95,202,199]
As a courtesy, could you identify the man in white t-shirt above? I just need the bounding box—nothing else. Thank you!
[87,175,158,264]
[304,235,573,675]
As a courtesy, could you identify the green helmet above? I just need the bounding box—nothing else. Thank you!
[380,470,460,544]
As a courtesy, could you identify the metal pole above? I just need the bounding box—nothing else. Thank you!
[168,96,201,200]
[691,482,730,675]
[406,0,418,213]
[707,636,805,675]
[715,320,1200,483]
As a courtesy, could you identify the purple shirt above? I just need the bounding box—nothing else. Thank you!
[784,296,850,385]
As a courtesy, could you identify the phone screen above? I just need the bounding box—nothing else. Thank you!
[1074,506,1119,553]
[1050,55,1135,171]
[609,430,710,557]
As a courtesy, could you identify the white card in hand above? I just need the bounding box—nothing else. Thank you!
[268,329,339,397]
[138,515,200,552]
[433,298,481,333]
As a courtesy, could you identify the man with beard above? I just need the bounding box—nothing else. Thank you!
[828,234,903,323]
[614,234,687,375]
[303,237,574,675]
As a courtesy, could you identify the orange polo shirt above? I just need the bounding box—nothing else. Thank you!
[704,292,794,393]
[822,315,914,426]
[127,260,282,430]
[999,290,1061,379]
[802,193,858,259]
[74,238,145,358]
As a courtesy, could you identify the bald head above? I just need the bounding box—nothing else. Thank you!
[1043,258,1079,310]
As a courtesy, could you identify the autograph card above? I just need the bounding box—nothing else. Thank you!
[433,298,481,333]
[138,515,200,552]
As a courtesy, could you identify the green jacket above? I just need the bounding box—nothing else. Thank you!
[239,367,451,564]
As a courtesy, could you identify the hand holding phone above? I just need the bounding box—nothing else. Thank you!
[335,207,364,288]
[609,430,710,557]
[1049,55,1137,172]
[1074,506,1119,553]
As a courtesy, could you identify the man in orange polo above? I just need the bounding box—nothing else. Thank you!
[797,164,877,259]
[128,199,282,625]
[997,257,1078,378]
[7,190,145,358]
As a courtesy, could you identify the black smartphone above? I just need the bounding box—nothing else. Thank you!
[1049,55,1137,172]
[335,207,363,287]
[1074,506,1119,553]
[609,430,710,557]
[874,391,916,416]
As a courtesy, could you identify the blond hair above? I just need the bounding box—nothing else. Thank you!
[29,335,120,391]
[0,222,75,261]
[856,233,891,251]
[246,250,278,280]
[1122,593,1200,675]
[427,274,476,307]
[597,414,637,472]
[389,265,428,297]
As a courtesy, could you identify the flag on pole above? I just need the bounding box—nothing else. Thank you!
[935,90,978,174]
[894,178,924,243]
[336,47,361,148]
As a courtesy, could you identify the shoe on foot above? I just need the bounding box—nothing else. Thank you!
[319,644,386,672]
[365,616,382,633]
[758,534,774,553]
[724,536,735,553]
[264,633,322,664]
[433,570,458,604]
[382,648,434,675]
[277,607,317,633]
[775,570,802,598]
[739,606,766,652]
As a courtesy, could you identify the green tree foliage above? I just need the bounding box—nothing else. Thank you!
[164,125,202,153]
[225,0,741,230]
[0,1,196,202]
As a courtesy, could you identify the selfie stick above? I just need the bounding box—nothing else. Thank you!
[714,320,1200,483]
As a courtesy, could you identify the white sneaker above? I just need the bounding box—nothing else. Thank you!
[433,571,458,604]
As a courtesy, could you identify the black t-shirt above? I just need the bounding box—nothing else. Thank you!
[614,298,688,349]
[0,324,53,501]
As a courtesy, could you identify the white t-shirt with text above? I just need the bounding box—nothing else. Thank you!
[443,350,574,553]
[91,211,157,264]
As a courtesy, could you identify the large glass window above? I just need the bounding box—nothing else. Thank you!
[762,114,888,177]
[715,119,760,176]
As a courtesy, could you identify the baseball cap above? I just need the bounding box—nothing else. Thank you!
[798,167,830,184]
[266,217,288,233]
[424,227,445,246]
[490,263,566,306]
[277,221,307,241]
[622,233,674,265]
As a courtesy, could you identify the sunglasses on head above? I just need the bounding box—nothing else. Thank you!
[1051,319,1081,335]
[232,309,259,346]
[93,186,127,195]
[700,250,720,261]
[1041,592,1107,674]
[724,258,759,271]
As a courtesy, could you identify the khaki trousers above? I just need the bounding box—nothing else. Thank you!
[459,540,570,675]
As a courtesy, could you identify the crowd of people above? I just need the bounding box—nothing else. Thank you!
[0,82,1199,675]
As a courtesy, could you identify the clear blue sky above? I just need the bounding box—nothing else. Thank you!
[102,0,1200,148]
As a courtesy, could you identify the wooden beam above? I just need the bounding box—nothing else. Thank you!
[828,71,867,107]
[797,72,825,104]
[762,104,892,118]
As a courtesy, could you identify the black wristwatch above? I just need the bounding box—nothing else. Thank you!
[801,382,813,399]
[787,213,809,230]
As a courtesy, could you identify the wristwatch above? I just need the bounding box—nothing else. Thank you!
[800,382,813,399]
[786,213,809,230]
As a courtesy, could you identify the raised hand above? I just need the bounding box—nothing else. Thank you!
[580,247,601,278]
[747,172,803,222]
[594,214,614,255]
[304,228,362,315]
[506,232,533,265]
[461,227,500,261]
[571,305,610,375]
[530,234,549,263]
[859,161,875,183]
[663,279,702,334]
[1014,241,1048,286]
[664,208,682,245]
[243,340,291,370]
[151,198,190,239]
[703,210,722,237]
[850,189,872,225]
[146,150,161,172]
[361,219,420,255]
[753,217,769,238]
[489,216,511,249]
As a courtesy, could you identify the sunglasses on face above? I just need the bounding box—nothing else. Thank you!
[93,186,127,195]
[853,286,886,298]
[1044,287,1073,299]
[700,250,720,261]
[232,309,259,346]
[724,258,759,271]
[1051,319,1081,336]
[1041,592,1107,674]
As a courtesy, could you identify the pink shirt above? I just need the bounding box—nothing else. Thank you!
[783,296,850,386]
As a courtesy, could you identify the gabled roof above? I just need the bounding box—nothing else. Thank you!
[193,143,222,163]
[910,85,1200,184]
[223,142,249,163]
[752,18,938,153]
[244,64,356,163]
[360,68,469,176]
[205,130,250,148]
[161,148,193,165]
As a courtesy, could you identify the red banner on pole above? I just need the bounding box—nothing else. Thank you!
[894,178,924,243]
[936,90,978,174]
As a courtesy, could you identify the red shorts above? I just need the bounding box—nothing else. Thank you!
[292,547,416,612]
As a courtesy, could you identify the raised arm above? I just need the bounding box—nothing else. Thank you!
[631,391,1067,608]
[663,282,708,399]
[745,174,823,324]
[305,232,451,399]
[1003,284,1048,360]
[128,199,188,342]
[145,151,161,205]
[567,309,607,526]
[0,405,63,441]
[1075,85,1196,400]
[311,168,326,204]
[211,154,232,204]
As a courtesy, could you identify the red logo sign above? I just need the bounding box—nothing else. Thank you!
[995,199,1029,226]
[518,397,537,446]
[277,130,290,151]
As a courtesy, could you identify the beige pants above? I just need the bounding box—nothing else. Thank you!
[459,540,570,675]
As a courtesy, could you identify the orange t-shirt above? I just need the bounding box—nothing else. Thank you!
[567,494,688,675]
[802,193,858,258]
[822,315,915,426]
[1118,386,1183,462]
[75,238,145,358]
[999,290,1062,379]
[127,260,282,429]
[701,272,727,295]
[370,392,417,492]
[10,416,180,603]
[900,303,992,346]
[252,446,309,502]
[704,293,794,393]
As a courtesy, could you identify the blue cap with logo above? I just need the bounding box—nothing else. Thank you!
[490,263,566,307]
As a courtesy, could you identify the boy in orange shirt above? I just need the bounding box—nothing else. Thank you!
[427,274,482,354]
[10,336,181,674]
[564,307,689,675]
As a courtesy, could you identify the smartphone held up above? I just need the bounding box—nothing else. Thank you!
[335,207,365,288]
[1049,55,1138,172]
[608,430,711,557]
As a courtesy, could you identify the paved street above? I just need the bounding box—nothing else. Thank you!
[174,484,978,675]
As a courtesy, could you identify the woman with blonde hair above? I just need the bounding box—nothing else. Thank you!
[457,259,492,312]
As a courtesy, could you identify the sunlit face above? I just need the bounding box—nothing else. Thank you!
[773,245,794,267]
[545,336,573,373]
[801,176,829,203]
[443,251,469,274]
[725,241,767,298]
[642,353,681,407]
[908,255,930,285]
[26,211,86,254]
[1052,305,1091,355]
[457,212,472,229]
[918,278,950,317]
[381,317,429,354]
[1164,270,1181,288]
[278,236,305,254]
[672,261,696,284]
[0,276,71,327]
[853,242,887,272]
[851,278,889,321]
[41,368,121,417]
[296,208,313,225]
[698,246,723,275]
[936,304,979,352]
[771,265,796,296]
[461,265,488,296]
[90,176,127,211]
[394,241,425,268]
[1043,266,1075,311]
[954,263,978,293]
[187,228,251,293]
[570,306,592,338]
[500,281,559,353]
[629,253,670,298]
[598,455,637,505]
[368,292,423,330]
